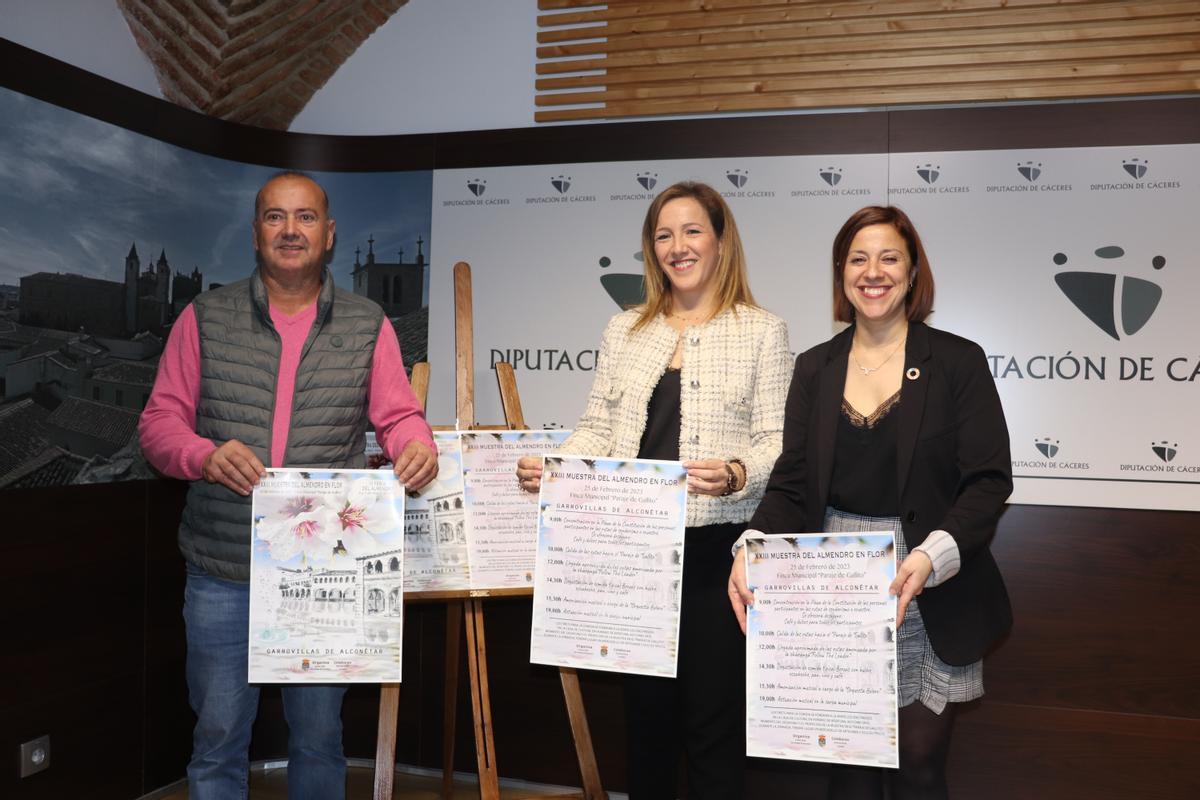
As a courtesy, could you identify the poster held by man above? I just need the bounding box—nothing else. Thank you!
[249,468,407,683]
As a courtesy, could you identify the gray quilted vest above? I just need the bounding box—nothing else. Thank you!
[179,268,383,581]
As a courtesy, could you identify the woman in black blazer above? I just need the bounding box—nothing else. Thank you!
[729,206,1012,799]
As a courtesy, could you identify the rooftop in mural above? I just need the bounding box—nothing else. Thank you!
[92,361,159,386]
[0,399,52,481]
[391,306,428,368]
[0,446,87,490]
[46,397,140,447]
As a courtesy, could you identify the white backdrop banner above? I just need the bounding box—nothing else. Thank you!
[429,146,1198,512]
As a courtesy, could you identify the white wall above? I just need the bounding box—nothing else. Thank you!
[0,0,540,135]
[292,0,539,135]
[0,0,161,98]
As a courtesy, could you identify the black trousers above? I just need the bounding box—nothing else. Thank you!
[624,521,746,800]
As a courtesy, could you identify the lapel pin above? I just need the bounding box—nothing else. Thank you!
[905,367,920,380]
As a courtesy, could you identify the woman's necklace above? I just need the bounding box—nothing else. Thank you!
[669,309,708,325]
[851,336,906,375]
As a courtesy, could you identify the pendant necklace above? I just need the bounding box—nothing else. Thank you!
[851,337,906,375]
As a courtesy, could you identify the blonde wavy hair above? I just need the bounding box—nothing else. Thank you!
[633,181,757,331]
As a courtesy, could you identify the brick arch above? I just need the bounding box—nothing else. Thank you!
[116,0,409,130]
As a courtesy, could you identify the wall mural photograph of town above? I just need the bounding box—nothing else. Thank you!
[0,87,432,490]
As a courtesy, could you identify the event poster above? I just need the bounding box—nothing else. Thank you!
[744,533,898,768]
[460,429,572,589]
[402,430,470,592]
[530,455,687,677]
[249,469,406,683]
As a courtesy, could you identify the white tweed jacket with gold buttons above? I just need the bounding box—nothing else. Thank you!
[559,304,792,528]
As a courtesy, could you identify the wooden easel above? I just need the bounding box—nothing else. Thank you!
[372,262,606,800]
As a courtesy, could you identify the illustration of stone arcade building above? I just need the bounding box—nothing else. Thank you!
[404,507,432,558]
[362,548,403,617]
[278,567,357,603]
[429,492,465,563]
[275,547,404,620]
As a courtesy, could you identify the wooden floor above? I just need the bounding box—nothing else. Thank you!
[147,762,606,800]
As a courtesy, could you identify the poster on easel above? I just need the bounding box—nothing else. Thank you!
[400,430,472,592]
[461,429,572,589]
[530,455,687,677]
[248,468,406,683]
[368,428,571,592]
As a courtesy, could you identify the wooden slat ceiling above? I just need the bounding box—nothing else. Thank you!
[535,0,1200,122]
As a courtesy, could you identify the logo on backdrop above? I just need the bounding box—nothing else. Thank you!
[720,167,775,198]
[1090,157,1181,192]
[441,178,511,207]
[792,166,872,198]
[1123,158,1148,179]
[1152,441,1178,463]
[892,163,970,196]
[1120,441,1199,475]
[598,252,646,309]
[990,240,1198,384]
[1012,438,1091,472]
[526,174,596,205]
[986,160,1072,193]
[1034,438,1060,458]
[611,172,659,202]
[1053,246,1165,340]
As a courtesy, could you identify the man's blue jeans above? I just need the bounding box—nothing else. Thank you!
[183,564,347,800]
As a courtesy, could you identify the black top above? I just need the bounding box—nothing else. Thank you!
[829,390,902,517]
[637,368,681,461]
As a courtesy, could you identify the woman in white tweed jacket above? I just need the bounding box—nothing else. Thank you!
[518,182,792,799]
[563,297,790,526]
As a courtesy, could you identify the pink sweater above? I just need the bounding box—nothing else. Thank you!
[139,302,434,479]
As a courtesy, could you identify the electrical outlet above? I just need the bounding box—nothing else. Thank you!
[20,735,50,778]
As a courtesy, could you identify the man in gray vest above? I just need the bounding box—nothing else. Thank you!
[140,171,436,800]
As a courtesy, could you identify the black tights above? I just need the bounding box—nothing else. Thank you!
[827,702,957,800]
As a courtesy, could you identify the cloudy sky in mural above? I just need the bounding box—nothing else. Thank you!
[0,87,432,292]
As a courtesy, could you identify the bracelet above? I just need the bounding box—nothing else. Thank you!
[722,458,747,495]
[730,458,747,492]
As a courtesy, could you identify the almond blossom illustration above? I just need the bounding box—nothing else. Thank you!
[281,495,319,517]
[256,499,342,564]
[325,478,392,557]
